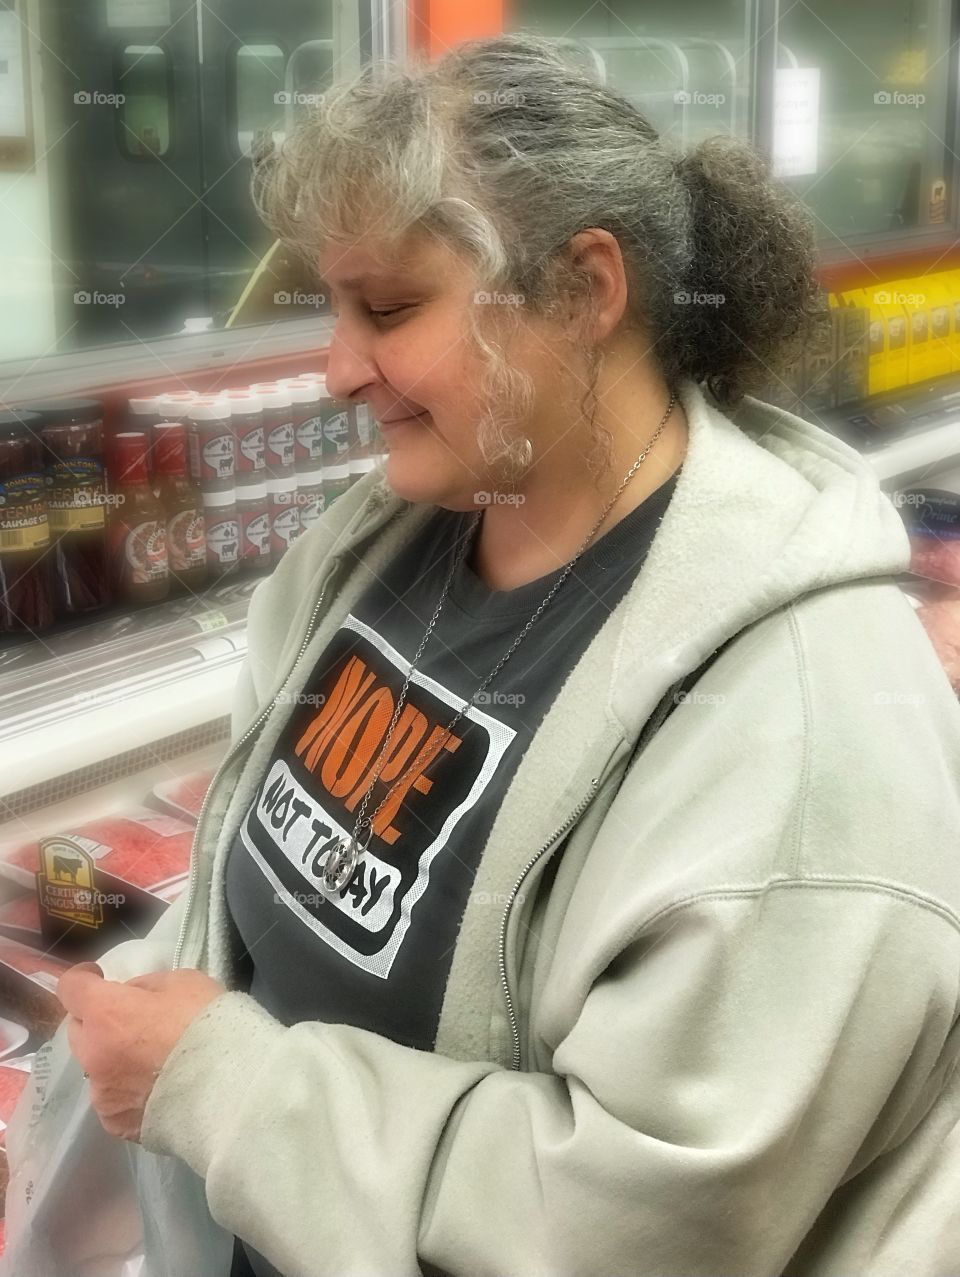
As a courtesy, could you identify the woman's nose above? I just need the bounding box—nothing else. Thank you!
[324,323,376,403]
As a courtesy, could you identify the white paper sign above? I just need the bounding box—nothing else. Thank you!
[106,0,172,27]
[0,10,26,139]
[773,66,820,179]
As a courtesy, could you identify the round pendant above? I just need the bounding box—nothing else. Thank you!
[322,837,360,892]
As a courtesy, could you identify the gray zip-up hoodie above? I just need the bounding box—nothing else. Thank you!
[5,376,960,1277]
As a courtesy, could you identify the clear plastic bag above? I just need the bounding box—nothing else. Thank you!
[0,912,236,1277]
[1,1022,146,1276]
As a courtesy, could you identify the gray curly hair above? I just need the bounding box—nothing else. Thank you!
[253,31,821,487]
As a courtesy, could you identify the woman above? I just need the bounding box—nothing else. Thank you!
[35,32,960,1277]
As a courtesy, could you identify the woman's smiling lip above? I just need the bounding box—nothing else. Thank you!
[378,411,429,429]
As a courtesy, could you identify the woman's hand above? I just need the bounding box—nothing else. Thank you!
[56,961,227,1143]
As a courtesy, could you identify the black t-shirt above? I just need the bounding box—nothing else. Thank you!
[226,474,678,1050]
[225,473,678,1277]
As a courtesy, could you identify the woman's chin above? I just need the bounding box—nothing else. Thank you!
[380,458,444,505]
[381,458,470,509]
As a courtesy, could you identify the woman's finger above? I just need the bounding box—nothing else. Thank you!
[55,963,107,1014]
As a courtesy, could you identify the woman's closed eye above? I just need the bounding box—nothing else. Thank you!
[369,304,414,322]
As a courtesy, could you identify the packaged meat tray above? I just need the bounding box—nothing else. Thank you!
[897,577,960,692]
[0,809,194,959]
[0,894,43,947]
[916,596,960,690]
[0,1054,34,1209]
[0,1017,30,1064]
[150,769,215,823]
[0,940,70,1039]
[894,472,960,586]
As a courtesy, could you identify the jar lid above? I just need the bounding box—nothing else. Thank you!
[188,398,232,422]
[284,379,324,404]
[0,408,42,438]
[26,398,103,425]
[201,488,237,507]
[236,480,267,500]
[249,384,292,409]
[267,473,299,494]
[221,393,263,413]
[296,466,324,485]
[156,393,200,417]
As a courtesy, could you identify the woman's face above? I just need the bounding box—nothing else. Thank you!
[317,230,560,511]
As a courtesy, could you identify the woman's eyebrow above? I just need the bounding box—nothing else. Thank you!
[321,273,400,291]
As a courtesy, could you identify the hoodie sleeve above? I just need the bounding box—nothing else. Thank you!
[137,879,959,1277]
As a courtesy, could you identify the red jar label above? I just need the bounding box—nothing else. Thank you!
[205,515,239,565]
[266,421,294,469]
[294,414,323,465]
[240,508,270,559]
[236,424,265,473]
[167,508,206,571]
[113,519,167,584]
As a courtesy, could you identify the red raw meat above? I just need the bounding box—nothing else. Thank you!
[0,939,69,988]
[0,808,194,897]
[0,894,41,935]
[917,597,960,690]
[0,1060,31,1143]
[909,537,960,586]
[151,771,215,823]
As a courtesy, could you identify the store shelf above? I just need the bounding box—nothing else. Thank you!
[810,377,960,488]
[867,416,960,487]
[0,658,240,801]
[0,577,257,807]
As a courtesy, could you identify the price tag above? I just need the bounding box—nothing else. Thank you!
[194,610,228,633]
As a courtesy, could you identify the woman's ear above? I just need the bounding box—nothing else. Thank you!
[566,227,630,343]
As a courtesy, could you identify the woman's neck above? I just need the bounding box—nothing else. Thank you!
[469,397,688,594]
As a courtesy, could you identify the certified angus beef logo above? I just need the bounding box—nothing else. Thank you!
[37,836,102,929]
[238,615,516,977]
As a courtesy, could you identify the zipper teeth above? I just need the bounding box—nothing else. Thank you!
[172,588,329,970]
[498,777,601,1071]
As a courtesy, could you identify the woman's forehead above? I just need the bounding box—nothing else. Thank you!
[316,231,455,287]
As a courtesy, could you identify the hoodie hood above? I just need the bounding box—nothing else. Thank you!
[606,377,910,736]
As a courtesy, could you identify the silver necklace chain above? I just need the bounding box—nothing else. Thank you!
[321,390,678,892]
